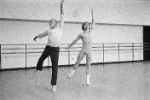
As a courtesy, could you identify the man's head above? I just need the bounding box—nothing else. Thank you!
[82,22,90,31]
[49,18,58,28]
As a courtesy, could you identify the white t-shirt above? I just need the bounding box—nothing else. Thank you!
[38,27,62,47]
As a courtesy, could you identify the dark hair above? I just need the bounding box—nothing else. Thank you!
[82,22,89,31]
[49,19,57,24]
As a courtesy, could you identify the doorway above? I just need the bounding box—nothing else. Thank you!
[143,26,150,61]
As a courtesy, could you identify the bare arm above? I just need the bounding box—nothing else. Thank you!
[67,35,81,49]
[33,31,49,41]
[60,0,64,28]
[91,8,95,30]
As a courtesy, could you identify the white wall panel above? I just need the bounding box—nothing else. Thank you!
[1,0,150,25]
[0,20,143,69]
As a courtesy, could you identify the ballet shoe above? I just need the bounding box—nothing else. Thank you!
[68,69,75,79]
[86,75,91,86]
[86,80,91,86]
[52,85,57,92]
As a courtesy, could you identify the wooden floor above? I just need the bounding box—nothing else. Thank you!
[0,62,150,100]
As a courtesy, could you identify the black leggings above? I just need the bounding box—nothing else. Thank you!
[36,46,59,85]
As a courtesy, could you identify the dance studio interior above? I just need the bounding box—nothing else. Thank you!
[0,0,150,100]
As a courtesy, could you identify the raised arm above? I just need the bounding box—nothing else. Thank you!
[91,8,95,30]
[60,0,64,28]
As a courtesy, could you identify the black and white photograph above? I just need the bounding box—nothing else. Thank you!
[0,0,150,100]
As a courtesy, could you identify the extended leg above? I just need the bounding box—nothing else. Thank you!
[68,51,85,78]
[36,46,49,71]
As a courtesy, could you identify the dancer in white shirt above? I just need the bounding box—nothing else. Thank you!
[33,0,65,92]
